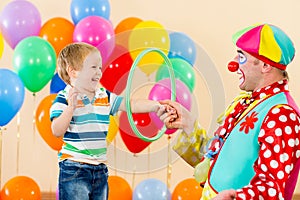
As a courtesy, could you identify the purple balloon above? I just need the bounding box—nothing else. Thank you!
[0,0,41,49]
[148,78,192,134]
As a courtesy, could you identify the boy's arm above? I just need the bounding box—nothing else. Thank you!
[51,106,74,137]
[51,88,78,137]
[118,99,162,113]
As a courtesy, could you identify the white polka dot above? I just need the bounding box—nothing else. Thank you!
[274,145,280,153]
[296,138,299,146]
[264,150,272,158]
[220,128,226,135]
[272,108,280,114]
[267,121,276,128]
[260,93,267,99]
[258,186,265,192]
[248,189,255,197]
[259,195,264,200]
[275,128,282,136]
[285,165,291,174]
[237,193,246,200]
[261,144,266,150]
[280,153,289,163]
[279,115,287,122]
[273,87,280,93]
[267,181,275,187]
[285,126,292,134]
[268,188,277,197]
[271,160,279,168]
[290,113,296,121]
[259,173,266,180]
[265,86,271,90]
[259,129,265,137]
[295,125,299,133]
[261,164,267,172]
[265,136,274,143]
[282,140,286,148]
[288,139,295,147]
[296,150,300,158]
[277,171,284,179]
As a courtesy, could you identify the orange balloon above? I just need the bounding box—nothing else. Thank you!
[172,178,203,200]
[114,17,142,49]
[0,176,41,200]
[40,17,75,56]
[35,94,63,151]
[108,176,132,200]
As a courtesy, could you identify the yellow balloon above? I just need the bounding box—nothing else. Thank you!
[128,20,170,76]
[107,115,119,144]
[0,33,4,59]
[194,157,210,183]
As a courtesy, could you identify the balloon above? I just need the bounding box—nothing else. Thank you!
[148,78,192,134]
[119,112,159,154]
[50,73,66,94]
[40,17,75,56]
[100,45,133,95]
[115,17,142,49]
[156,58,195,92]
[35,94,64,151]
[56,186,59,200]
[0,176,41,200]
[172,178,203,200]
[168,32,197,66]
[128,20,170,76]
[0,69,25,126]
[133,178,171,200]
[70,0,110,25]
[107,115,119,144]
[0,32,4,58]
[73,16,115,63]
[13,36,56,93]
[194,157,210,183]
[108,176,132,200]
[0,0,41,49]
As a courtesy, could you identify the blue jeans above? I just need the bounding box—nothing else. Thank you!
[58,159,109,200]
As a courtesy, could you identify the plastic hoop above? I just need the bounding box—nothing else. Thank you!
[125,48,176,142]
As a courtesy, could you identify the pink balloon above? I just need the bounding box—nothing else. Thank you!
[0,0,41,49]
[73,16,115,63]
[148,78,192,134]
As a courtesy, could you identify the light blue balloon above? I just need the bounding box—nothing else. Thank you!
[0,69,25,126]
[133,178,171,200]
[168,32,197,66]
[70,0,111,25]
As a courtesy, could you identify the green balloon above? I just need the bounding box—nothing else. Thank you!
[13,36,56,93]
[155,57,195,92]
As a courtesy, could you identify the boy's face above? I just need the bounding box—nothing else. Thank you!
[73,51,103,93]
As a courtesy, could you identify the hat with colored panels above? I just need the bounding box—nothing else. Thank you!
[232,24,295,70]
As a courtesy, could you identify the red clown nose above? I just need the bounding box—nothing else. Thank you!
[227,61,239,72]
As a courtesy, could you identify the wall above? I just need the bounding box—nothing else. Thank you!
[0,0,299,196]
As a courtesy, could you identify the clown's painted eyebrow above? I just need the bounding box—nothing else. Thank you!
[237,50,244,55]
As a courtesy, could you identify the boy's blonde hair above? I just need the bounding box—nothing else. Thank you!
[57,42,100,85]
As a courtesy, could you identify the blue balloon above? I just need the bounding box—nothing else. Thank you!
[50,73,66,94]
[133,178,171,200]
[0,69,25,126]
[168,32,197,66]
[70,0,111,25]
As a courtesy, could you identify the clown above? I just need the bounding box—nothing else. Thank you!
[158,24,300,200]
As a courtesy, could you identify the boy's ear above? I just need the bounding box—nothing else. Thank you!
[66,66,77,77]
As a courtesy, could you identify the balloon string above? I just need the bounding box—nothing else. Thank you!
[113,138,117,176]
[16,112,21,175]
[147,146,150,178]
[132,153,137,189]
[32,93,36,142]
[167,135,172,190]
[0,126,4,188]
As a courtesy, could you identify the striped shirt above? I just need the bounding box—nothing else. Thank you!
[50,85,123,164]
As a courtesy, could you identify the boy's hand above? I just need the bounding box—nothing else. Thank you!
[68,87,79,110]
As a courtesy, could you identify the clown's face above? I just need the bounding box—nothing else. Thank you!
[234,50,264,92]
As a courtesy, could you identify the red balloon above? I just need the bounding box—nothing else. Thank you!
[0,176,41,200]
[119,112,158,154]
[100,45,133,95]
